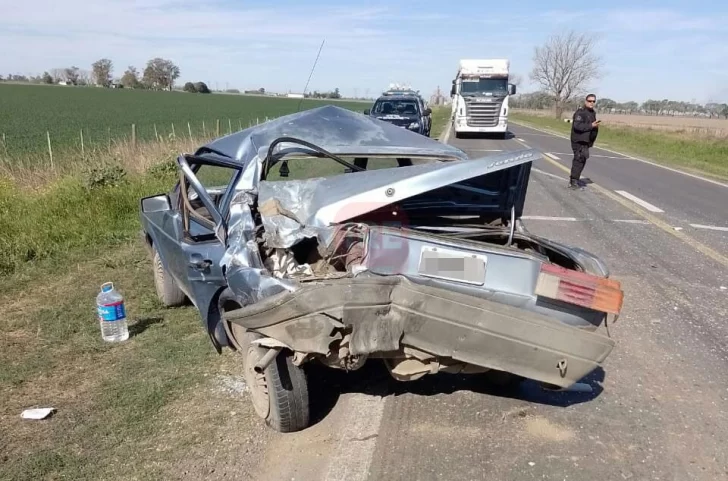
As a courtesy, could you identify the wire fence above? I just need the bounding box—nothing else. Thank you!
[0,116,281,165]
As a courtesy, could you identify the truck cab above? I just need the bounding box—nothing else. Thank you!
[365,89,432,137]
[450,59,517,139]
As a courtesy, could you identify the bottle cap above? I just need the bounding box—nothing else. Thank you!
[101,282,114,293]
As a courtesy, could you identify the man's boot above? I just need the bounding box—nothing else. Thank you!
[568,178,579,189]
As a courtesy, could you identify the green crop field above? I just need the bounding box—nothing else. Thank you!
[0,84,369,157]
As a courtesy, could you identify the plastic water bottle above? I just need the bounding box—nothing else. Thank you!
[96,282,129,342]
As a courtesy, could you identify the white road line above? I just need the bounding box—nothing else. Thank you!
[468,149,504,152]
[544,152,560,160]
[690,224,728,232]
[614,190,665,213]
[613,219,651,224]
[323,394,386,481]
[522,215,582,221]
[511,121,728,189]
[532,168,566,180]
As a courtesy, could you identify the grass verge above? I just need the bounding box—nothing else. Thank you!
[511,111,728,181]
[430,106,451,140]
[0,107,454,479]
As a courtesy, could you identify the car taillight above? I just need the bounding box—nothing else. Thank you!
[535,263,624,315]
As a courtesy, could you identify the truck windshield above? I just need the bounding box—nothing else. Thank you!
[460,78,508,96]
[372,99,420,116]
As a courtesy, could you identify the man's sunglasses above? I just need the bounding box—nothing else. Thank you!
[586,99,596,103]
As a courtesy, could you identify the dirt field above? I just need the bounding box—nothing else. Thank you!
[515,108,728,139]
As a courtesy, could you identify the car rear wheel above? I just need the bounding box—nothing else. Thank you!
[236,328,310,433]
[152,248,186,307]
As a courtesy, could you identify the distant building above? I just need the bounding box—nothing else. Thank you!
[430,86,447,106]
[286,93,304,98]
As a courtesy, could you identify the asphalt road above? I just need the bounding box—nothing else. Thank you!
[245,123,728,481]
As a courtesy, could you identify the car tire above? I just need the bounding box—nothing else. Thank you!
[238,329,310,433]
[152,248,186,307]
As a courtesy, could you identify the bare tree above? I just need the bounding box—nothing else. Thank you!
[50,68,66,83]
[92,58,114,87]
[65,66,80,85]
[76,68,92,86]
[530,30,601,119]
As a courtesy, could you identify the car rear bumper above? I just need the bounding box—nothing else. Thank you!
[223,275,615,388]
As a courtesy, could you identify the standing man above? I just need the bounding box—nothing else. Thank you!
[569,94,601,189]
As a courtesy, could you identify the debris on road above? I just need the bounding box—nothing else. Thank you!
[21,407,55,420]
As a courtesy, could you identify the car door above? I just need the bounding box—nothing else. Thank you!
[173,155,243,310]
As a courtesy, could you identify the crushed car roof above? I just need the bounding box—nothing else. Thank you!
[198,105,468,165]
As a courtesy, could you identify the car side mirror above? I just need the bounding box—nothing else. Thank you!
[424,108,432,116]
[364,109,370,115]
[450,85,456,96]
[141,194,171,213]
[508,84,517,95]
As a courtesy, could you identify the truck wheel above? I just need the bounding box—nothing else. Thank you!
[153,248,186,307]
[238,329,310,433]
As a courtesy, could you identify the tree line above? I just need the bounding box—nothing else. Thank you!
[0,57,207,93]
[511,91,728,119]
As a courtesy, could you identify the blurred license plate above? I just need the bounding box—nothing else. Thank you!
[418,246,487,285]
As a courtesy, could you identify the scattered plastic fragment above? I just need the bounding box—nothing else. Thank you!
[21,408,55,420]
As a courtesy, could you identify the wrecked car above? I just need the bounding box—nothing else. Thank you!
[139,105,623,433]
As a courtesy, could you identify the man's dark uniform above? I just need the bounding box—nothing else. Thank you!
[569,105,599,186]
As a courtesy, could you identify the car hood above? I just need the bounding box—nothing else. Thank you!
[255,148,540,248]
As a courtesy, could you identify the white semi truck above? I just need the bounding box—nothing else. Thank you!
[450,59,516,139]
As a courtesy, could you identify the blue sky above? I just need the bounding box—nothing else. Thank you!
[1,0,726,104]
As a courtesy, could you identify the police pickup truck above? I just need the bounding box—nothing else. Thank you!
[364,89,432,137]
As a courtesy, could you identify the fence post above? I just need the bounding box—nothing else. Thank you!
[132,124,136,146]
[80,129,85,156]
[154,124,159,141]
[46,131,54,169]
[238,119,242,130]
[203,120,206,137]
[216,119,220,136]
[188,122,192,140]
[171,123,176,139]
[228,118,232,134]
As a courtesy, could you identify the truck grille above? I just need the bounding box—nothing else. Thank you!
[465,100,502,127]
